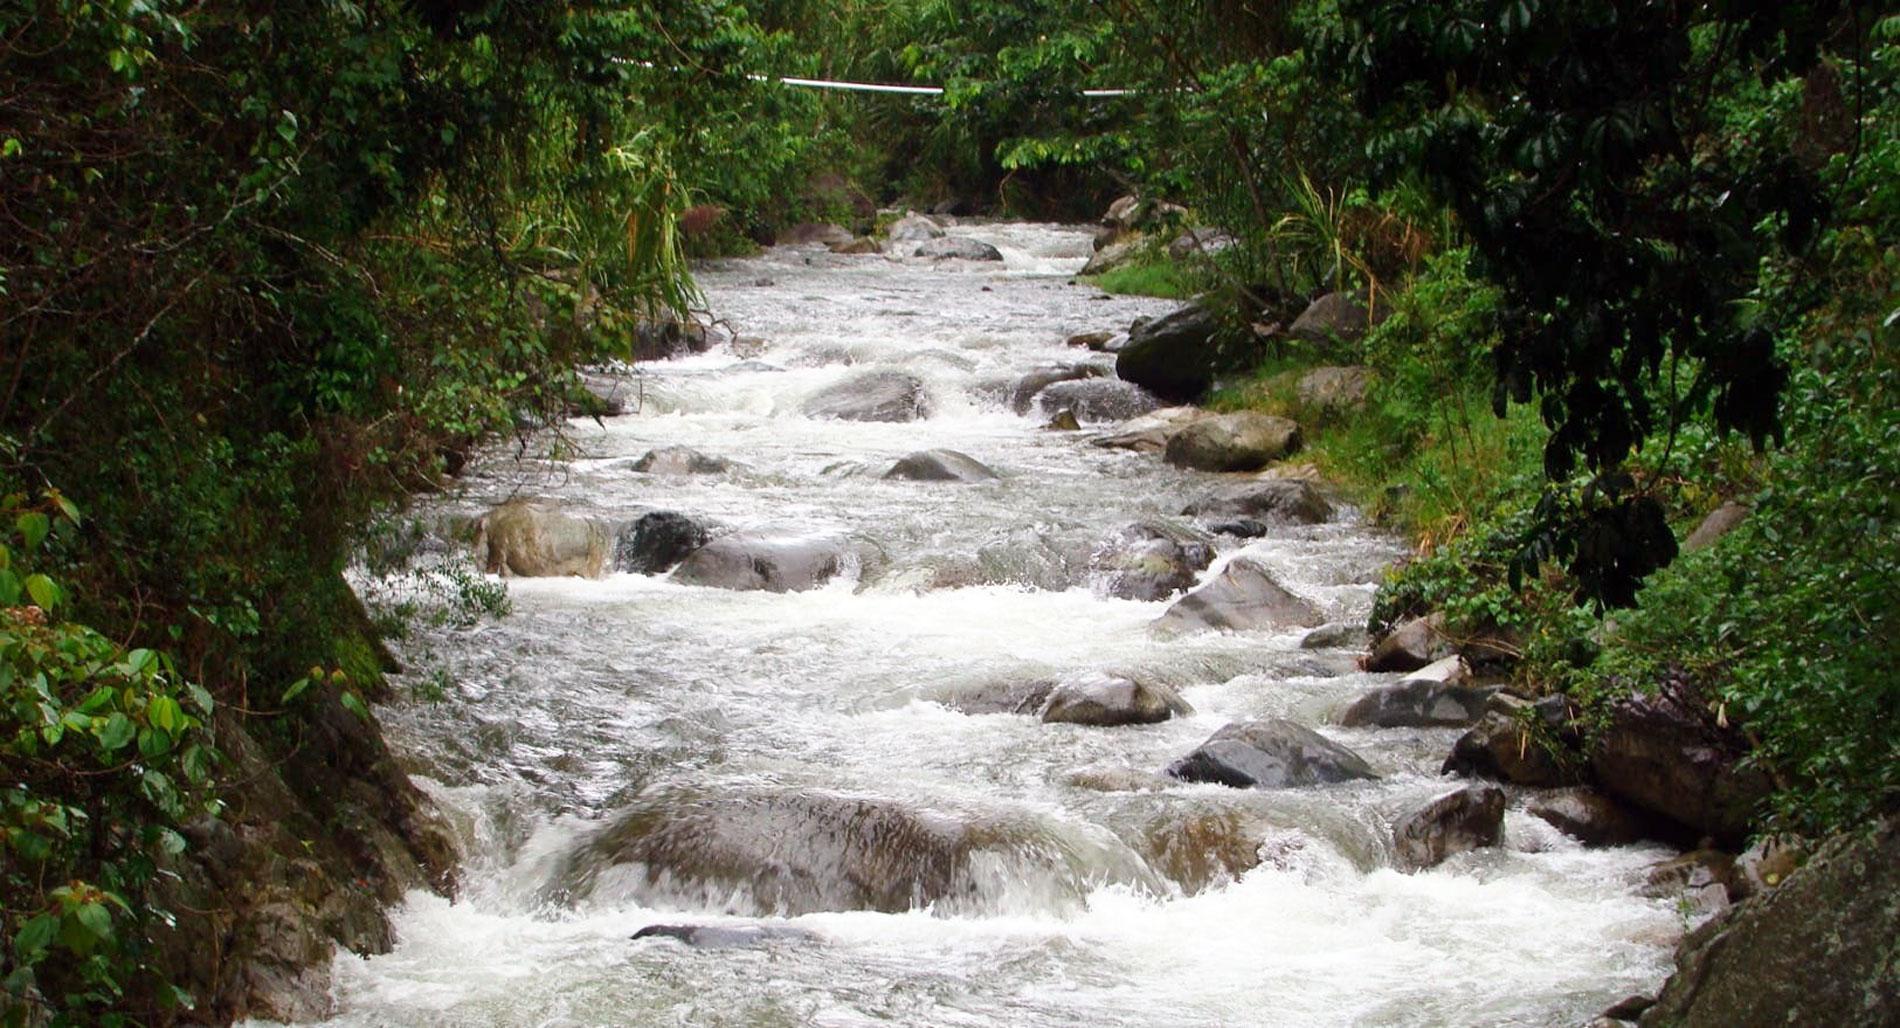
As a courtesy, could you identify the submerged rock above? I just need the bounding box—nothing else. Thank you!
[477,499,609,578]
[1166,719,1377,788]
[915,236,1004,261]
[1037,379,1161,422]
[1393,786,1505,870]
[1091,521,1214,602]
[1181,479,1334,525]
[631,445,731,475]
[631,923,820,949]
[884,449,1000,483]
[1163,412,1303,472]
[614,511,713,575]
[802,371,931,422]
[670,530,850,593]
[1038,672,1191,727]
[1009,364,1103,413]
[1154,558,1322,633]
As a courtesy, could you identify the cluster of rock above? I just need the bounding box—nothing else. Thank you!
[774,213,1006,262]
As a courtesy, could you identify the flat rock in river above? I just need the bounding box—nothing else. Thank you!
[670,530,850,592]
[1166,718,1377,788]
[1181,480,1334,524]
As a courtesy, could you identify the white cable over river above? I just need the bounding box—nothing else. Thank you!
[313,222,1681,1027]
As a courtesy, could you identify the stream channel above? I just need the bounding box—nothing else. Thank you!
[319,222,1680,1027]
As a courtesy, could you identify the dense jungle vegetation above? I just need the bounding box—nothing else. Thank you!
[2,0,1893,1021]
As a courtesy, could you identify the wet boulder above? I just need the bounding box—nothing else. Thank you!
[1442,695,1585,788]
[477,500,609,578]
[1037,379,1161,423]
[1640,849,1739,920]
[1164,412,1302,471]
[631,445,731,475]
[1338,675,1494,729]
[1295,365,1374,415]
[1180,479,1334,525]
[1588,684,1773,847]
[886,213,944,243]
[884,449,1000,483]
[915,236,1003,261]
[632,923,820,949]
[1166,719,1377,788]
[1080,239,1140,276]
[1065,330,1115,350]
[1641,817,1900,1027]
[1300,622,1368,650]
[1136,806,1275,894]
[802,371,931,422]
[935,678,1055,716]
[670,530,849,593]
[1393,786,1505,870]
[632,318,715,362]
[553,789,999,915]
[1092,406,1211,453]
[1090,521,1214,602]
[1114,303,1226,403]
[1365,613,1453,673]
[614,511,713,575]
[1008,364,1103,413]
[1525,787,1658,848]
[1038,672,1191,727]
[1154,558,1323,633]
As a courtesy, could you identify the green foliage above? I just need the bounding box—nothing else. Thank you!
[1085,257,1202,299]
[1,494,216,1024]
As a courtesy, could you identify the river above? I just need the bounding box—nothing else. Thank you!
[320,222,1679,1027]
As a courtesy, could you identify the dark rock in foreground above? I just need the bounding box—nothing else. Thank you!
[1114,303,1225,403]
[1525,787,1660,848]
[1443,696,1583,788]
[1393,785,1505,870]
[1641,818,1899,1026]
[1166,719,1377,788]
[1588,685,1772,847]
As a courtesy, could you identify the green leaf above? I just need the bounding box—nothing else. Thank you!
[0,569,17,606]
[187,682,215,715]
[47,491,80,525]
[98,713,136,751]
[158,828,187,856]
[73,901,113,942]
[147,695,183,734]
[24,573,58,613]
[281,677,311,704]
[138,726,173,759]
[16,512,49,552]
[13,914,57,958]
[124,648,156,675]
[339,690,370,720]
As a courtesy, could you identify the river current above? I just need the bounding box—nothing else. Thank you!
[318,223,1679,1027]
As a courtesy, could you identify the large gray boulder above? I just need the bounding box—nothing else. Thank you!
[1114,303,1229,403]
[614,511,713,575]
[1588,686,1774,847]
[1338,676,1494,729]
[550,789,1006,915]
[1163,412,1303,472]
[884,449,1000,483]
[1038,672,1191,727]
[670,530,849,593]
[1393,786,1505,870]
[477,500,609,578]
[915,236,1003,261]
[802,371,931,422]
[1090,522,1214,601]
[1155,558,1323,633]
[1181,479,1335,525]
[1166,719,1378,788]
[631,446,730,475]
[1037,379,1161,422]
[1288,291,1381,344]
[1296,365,1374,415]
[886,213,944,243]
